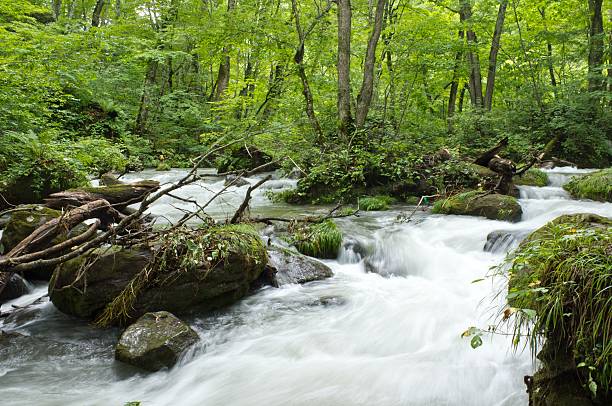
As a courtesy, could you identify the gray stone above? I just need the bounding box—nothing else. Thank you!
[115,311,199,372]
[266,246,333,285]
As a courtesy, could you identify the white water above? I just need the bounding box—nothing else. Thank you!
[1,167,610,406]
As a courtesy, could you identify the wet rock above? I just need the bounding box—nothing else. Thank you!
[265,246,333,286]
[115,311,199,372]
[0,274,30,303]
[2,295,49,327]
[286,168,303,180]
[224,175,249,187]
[483,230,530,253]
[49,226,268,323]
[340,237,370,262]
[99,172,124,186]
[432,191,522,222]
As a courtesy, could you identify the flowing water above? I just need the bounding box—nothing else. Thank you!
[1,168,611,406]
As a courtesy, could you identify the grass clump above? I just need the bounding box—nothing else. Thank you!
[564,168,612,202]
[359,195,395,211]
[503,213,612,397]
[514,168,549,187]
[289,219,342,259]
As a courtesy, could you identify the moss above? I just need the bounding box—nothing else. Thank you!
[563,168,612,202]
[290,220,343,259]
[504,213,612,399]
[0,205,60,254]
[514,168,549,187]
[358,195,395,211]
[432,191,522,222]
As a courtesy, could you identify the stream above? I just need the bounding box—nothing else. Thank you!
[1,167,611,406]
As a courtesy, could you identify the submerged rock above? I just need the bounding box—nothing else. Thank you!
[483,229,530,253]
[0,274,30,303]
[224,175,249,187]
[49,226,268,323]
[432,191,522,222]
[266,246,333,286]
[115,311,199,372]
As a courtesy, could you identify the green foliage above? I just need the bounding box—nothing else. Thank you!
[564,169,612,202]
[503,215,612,395]
[289,220,343,259]
[359,195,395,211]
[514,169,549,187]
[69,137,127,176]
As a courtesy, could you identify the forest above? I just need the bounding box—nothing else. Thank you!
[0,1,611,406]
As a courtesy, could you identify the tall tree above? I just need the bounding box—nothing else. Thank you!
[213,0,236,101]
[483,0,508,110]
[460,0,483,108]
[337,0,352,139]
[91,0,105,27]
[587,0,605,91]
[355,0,387,129]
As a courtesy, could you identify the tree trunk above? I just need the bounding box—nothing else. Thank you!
[290,0,324,141]
[337,0,352,139]
[588,0,605,92]
[355,0,387,129]
[91,0,105,27]
[460,0,483,109]
[483,0,508,110]
[135,60,158,134]
[448,29,465,128]
[115,0,121,19]
[213,0,236,101]
[539,7,557,89]
[261,64,285,119]
[52,0,62,20]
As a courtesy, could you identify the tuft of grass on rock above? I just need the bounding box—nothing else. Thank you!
[291,219,342,259]
[358,195,395,211]
[514,168,548,187]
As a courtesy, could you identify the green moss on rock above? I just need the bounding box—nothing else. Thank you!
[514,168,549,187]
[505,213,612,403]
[432,191,522,222]
[563,168,612,202]
[0,205,61,254]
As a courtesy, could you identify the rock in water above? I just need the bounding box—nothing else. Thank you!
[432,191,522,222]
[266,246,333,286]
[224,175,249,187]
[0,274,30,303]
[115,312,199,372]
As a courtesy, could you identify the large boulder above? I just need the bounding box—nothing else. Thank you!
[49,226,268,324]
[115,311,199,372]
[514,168,549,187]
[432,191,522,222]
[266,246,333,286]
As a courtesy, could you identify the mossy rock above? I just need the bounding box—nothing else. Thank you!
[0,205,91,280]
[49,226,268,323]
[514,168,549,187]
[0,205,61,254]
[563,168,612,202]
[115,311,199,372]
[432,191,522,222]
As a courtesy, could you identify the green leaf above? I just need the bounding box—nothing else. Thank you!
[470,335,483,349]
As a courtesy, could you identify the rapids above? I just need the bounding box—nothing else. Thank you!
[1,167,611,406]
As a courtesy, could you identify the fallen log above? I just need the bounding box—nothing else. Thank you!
[44,180,159,211]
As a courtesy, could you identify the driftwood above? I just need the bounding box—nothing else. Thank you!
[44,180,159,211]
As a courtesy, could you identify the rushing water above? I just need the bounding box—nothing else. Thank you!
[1,168,611,406]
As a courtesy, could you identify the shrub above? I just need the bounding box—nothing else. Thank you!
[289,220,343,259]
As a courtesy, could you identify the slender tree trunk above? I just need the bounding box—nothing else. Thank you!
[587,0,605,91]
[52,0,62,20]
[448,29,465,128]
[213,0,236,101]
[91,0,105,27]
[355,0,387,129]
[483,0,508,110]
[459,84,467,112]
[135,61,158,134]
[460,0,483,109]
[539,8,557,89]
[290,0,324,141]
[337,0,352,139]
[261,64,285,119]
[115,0,121,19]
